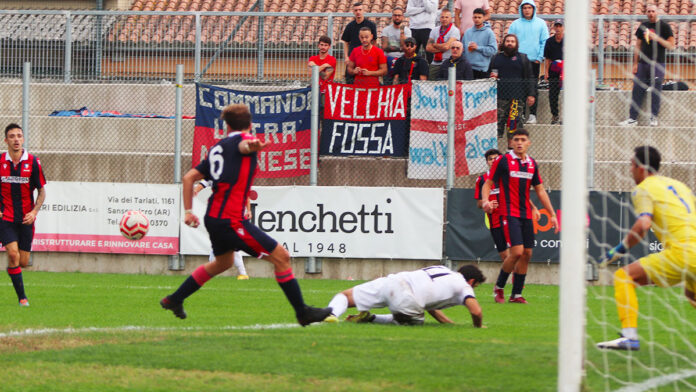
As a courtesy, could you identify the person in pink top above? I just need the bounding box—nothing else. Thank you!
[346,27,387,87]
[454,0,490,38]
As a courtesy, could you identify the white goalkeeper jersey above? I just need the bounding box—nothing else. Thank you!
[393,266,476,311]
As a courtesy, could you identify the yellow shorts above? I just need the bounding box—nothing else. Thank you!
[638,248,696,293]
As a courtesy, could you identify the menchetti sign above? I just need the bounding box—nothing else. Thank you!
[180,186,443,259]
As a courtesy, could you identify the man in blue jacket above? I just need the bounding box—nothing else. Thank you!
[463,7,497,79]
[508,0,548,124]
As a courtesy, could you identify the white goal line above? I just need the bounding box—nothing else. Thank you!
[0,323,302,338]
[614,369,696,392]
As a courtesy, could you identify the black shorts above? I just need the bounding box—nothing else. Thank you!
[204,216,278,258]
[502,216,535,249]
[0,220,35,252]
[489,226,508,253]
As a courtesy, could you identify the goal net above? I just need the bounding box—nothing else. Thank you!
[575,2,696,390]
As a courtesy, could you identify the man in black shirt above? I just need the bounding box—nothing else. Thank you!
[341,2,378,84]
[618,4,674,127]
[489,34,536,146]
[392,37,429,83]
[437,41,474,80]
[543,19,564,125]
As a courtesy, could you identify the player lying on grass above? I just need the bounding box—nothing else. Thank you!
[597,146,696,351]
[324,264,485,327]
[160,103,331,326]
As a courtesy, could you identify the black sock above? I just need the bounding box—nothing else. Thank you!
[168,276,201,303]
[7,267,26,301]
[495,269,511,289]
[511,273,527,297]
[277,278,305,315]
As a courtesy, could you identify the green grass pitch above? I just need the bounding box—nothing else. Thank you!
[0,271,694,391]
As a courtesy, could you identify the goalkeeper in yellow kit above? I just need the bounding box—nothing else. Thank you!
[597,146,696,351]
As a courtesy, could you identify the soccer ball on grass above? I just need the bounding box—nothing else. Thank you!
[119,210,149,240]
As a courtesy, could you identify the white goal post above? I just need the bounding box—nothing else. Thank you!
[558,0,590,391]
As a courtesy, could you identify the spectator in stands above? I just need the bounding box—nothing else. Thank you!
[381,7,412,85]
[543,20,564,125]
[426,9,460,80]
[618,4,675,127]
[489,34,536,145]
[438,41,473,80]
[405,0,438,64]
[308,35,337,93]
[463,7,497,79]
[392,37,429,83]
[341,2,378,84]
[346,27,387,87]
[507,0,548,124]
[454,0,490,38]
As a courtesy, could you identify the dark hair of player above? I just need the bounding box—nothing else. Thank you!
[484,149,502,159]
[473,7,486,16]
[633,145,661,173]
[318,35,332,45]
[440,8,452,15]
[359,26,373,35]
[458,264,486,285]
[511,128,530,138]
[220,104,252,131]
[4,123,22,138]
[352,2,362,8]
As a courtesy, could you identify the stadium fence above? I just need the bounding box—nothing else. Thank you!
[0,10,694,88]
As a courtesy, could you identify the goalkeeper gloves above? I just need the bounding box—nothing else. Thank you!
[604,242,628,264]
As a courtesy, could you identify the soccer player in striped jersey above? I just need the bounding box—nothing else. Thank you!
[161,104,331,326]
[325,264,485,326]
[0,124,47,307]
[597,146,696,351]
[482,129,558,304]
[193,180,249,280]
[476,148,540,264]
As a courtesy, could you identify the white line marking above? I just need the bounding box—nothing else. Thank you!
[0,323,301,338]
[614,370,696,392]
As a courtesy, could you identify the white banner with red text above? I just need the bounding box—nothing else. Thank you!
[179,186,443,260]
[408,80,498,179]
[32,182,180,254]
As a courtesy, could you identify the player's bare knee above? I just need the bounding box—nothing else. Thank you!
[6,250,20,265]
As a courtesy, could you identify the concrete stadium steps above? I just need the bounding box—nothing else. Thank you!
[533,89,696,127]
[38,151,182,183]
[0,84,692,128]
[525,124,696,162]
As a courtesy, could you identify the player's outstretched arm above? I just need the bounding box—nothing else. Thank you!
[427,309,454,324]
[239,137,271,154]
[606,215,652,261]
[182,168,204,228]
[533,184,558,233]
[464,297,483,328]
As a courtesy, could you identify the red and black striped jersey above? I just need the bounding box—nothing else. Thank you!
[489,151,542,219]
[195,132,257,222]
[475,171,502,228]
[0,150,47,223]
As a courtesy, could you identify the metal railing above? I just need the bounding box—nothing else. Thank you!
[0,10,694,85]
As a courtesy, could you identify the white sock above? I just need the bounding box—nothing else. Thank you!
[621,327,638,340]
[233,252,247,275]
[327,293,349,317]
[372,314,394,324]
